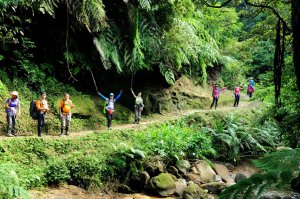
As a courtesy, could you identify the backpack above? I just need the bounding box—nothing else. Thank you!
[29,100,38,120]
[249,86,254,93]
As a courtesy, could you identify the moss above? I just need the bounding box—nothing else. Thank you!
[151,173,176,190]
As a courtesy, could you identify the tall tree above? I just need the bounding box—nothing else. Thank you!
[291,0,300,90]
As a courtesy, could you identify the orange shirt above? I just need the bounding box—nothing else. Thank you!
[36,99,48,112]
[59,99,74,114]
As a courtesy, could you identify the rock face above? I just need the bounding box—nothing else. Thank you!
[193,161,217,183]
[176,160,191,175]
[150,173,176,197]
[183,183,208,199]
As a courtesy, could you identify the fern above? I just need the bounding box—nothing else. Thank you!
[159,64,175,85]
[137,0,151,10]
[253,148,300,173]
[220,149,300,199]
[39,0,60,16]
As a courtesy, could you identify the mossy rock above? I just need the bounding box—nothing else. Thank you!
[183,183,208,199]
[176,160,191,175]
[150,173,176,197]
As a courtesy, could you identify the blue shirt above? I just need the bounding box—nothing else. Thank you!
[6,98,20,116]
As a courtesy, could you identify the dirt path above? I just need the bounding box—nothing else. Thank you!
[0,95,260,140]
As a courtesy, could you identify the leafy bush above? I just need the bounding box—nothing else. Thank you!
[0,164,29,199]
[105,143,146,184]
[135,123,216,161]
[46,159,70,184]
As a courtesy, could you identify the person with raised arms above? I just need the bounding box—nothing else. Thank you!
[98,90,122,130]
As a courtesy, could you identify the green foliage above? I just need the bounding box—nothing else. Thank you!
[106,143,145,184]
[210,113,280,162]
[220,149,300,199]
[46,158,70,184]
[135,122,216,161]
[0,164,29,199]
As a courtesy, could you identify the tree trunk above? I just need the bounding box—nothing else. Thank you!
[292,0,300,91]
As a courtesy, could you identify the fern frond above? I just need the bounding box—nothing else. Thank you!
[253,148,300,173]
[39,0,60,16]
[159,64,175,85]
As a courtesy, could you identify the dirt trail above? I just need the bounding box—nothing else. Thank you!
[0,94,260,140]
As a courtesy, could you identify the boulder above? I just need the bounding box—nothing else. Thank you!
[176,160,191,175]
[200,182,227,194]
[234,173,247,183]
[195,160,217,183]
[186,173,202,183]
[214,163,233,183]
[145,159,165,177]
[214,175,222,182]
[131,171,151,190]
[183,183,208,199]
[208,194,219,199]
[168,166,180,177]
[150,173,176,197]
[175,178,187,196]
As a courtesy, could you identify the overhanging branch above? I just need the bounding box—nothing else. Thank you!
[244,0,292,32]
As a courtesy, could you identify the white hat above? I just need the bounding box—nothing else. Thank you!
[10,91,18,96]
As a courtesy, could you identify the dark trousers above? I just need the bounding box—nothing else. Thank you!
[6,115,17,135]
[249,92,253,98]
[37,113,45,136]
[106,113,113,128]
[210,97,219,109]
[234,94,240,107]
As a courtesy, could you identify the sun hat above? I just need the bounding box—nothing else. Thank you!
[10,91,18,96]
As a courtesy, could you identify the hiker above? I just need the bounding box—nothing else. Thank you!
[59,93,75,136]
[210,82,220,109]
[247,83,254,98]
[98,90,122,130]
[233,83,241,107]
[131,88,144,124]
[249,78,255,87]
[36,92,49,137]
[5,91,21,136]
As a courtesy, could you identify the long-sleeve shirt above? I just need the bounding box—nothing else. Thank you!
[98,92,122,110]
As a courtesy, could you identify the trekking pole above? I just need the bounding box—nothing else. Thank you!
[89,68,99,93]
[130,74,134,89]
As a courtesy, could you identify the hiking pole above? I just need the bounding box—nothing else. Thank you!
[130,74,134,89]
[89,68,99,93]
